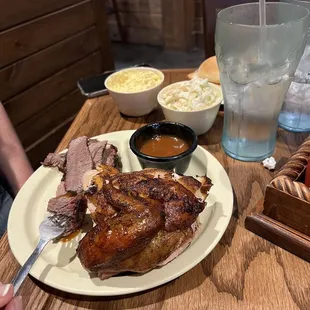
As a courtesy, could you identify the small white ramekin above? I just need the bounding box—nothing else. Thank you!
[105,67,165,117]
[157,81,223,136]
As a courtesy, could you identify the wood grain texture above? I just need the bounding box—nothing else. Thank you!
[195,17,204,34]
[201,0,276,57]
[195,0,203,17]
[246,199,310,262]
[0,0,83,31]
[245,135,310,261]
[1,69,310,310]
[0,1,94,68]
[16,89,85,148]
[26,117,75,168]
[90,0,114,71]
[264,185,310,236]
[4,51,101,127]
[117,0,161,14]
[109,25,162,45]
[0,27,99,101]
[108,12,162,30]
[107,0,162,45]
[202,0,257,57]
[161,0,195,51]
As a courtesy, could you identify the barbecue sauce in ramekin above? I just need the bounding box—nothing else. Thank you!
[139,135,189,157]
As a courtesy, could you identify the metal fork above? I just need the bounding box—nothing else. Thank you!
[12,214,68,296]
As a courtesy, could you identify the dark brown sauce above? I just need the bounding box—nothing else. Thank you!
[60,229,80,242]
[139,135,189,157]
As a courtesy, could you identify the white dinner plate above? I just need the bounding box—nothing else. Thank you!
[8,130,233,296]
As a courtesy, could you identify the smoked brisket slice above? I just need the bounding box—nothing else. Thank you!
[88,140,122,170]
[88,140,107,168]
[65,136,93,193]
[102,144,122,170]
[42,138,122,183]
[47,194,87,236]
[41,153,66,173]
[56,182,67,197]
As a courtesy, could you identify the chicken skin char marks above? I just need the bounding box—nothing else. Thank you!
[78,166,212,279]
[113,176,205,231]
[78,182,164,274]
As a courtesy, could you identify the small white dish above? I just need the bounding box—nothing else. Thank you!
[8,130,233,296]
[158,81,223,136]
[105,67,164,117]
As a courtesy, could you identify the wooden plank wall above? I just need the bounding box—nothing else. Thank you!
[161,0,195,51]
[108,0,197,50]
[0,0,114,168]
[107,0,163,45]
[200,0,279,57]
[195,0,204,49]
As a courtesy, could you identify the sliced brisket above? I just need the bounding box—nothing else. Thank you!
[42,138,121,186]
[48,194,87,236]
[65,136,93,193]
[88,140,107,168]
[42,153,66,173]
[43,136,123,240]
[102,144,122,170]
[88,139,122,170]
[56,182,67,197]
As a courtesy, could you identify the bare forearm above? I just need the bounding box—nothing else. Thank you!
[0,103,33,195]
[0,145,33,195]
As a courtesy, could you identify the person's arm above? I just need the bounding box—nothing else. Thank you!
[0,103,33,195]
[0,284,23,309]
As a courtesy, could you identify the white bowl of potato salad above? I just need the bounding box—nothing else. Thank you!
[157,79,223,135]
[105,67,164,117]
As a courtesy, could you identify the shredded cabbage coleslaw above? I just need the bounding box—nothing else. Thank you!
[160,78,222,112]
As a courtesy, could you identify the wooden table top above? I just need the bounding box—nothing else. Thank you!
[1,68,310,310]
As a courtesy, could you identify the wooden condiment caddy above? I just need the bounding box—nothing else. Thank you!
[245,135,310,262]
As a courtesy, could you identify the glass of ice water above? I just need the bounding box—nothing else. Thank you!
[279,0,310,132]
[215,2,309,162]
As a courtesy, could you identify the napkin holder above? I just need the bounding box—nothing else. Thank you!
[245,135,310,262]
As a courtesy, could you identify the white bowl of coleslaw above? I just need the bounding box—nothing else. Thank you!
[105,67,164,117]
[157,79,223,136]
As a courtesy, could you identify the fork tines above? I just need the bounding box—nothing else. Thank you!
[48,214,68,227]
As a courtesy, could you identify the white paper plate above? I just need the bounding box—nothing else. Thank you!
[8,130,233,296]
